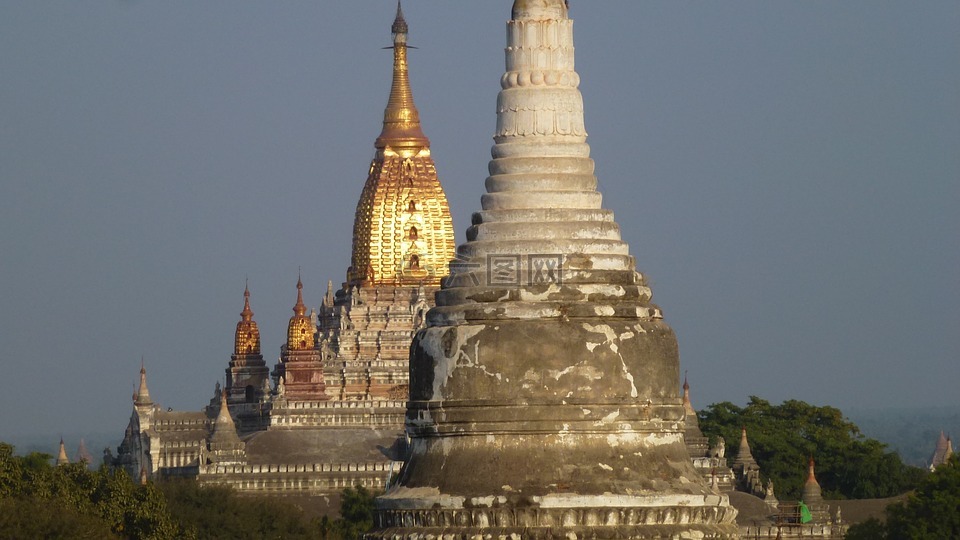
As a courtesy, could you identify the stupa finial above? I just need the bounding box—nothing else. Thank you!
[241,280,253,321]
[376,1,427,149]
[294,273,306,316]
[392,1,408,36]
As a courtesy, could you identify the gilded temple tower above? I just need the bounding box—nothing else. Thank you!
[225,284,269,407]
[274,277,329,401]
[320,2,456,400]
[116,4,446,502]
[370,2,739,538]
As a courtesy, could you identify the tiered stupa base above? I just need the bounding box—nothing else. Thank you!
[371,321,739,539]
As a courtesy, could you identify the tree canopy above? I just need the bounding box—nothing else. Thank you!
[845,454,960,539]
[698,397,926,500]
[0,441,379,539]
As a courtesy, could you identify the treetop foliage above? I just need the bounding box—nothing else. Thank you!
[0,442,379,539]
[698,397,926,500]
[845,454,960,539]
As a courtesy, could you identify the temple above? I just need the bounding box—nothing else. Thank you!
[101,3,905,537]
[111,3,454,509]
[369,1,739,537]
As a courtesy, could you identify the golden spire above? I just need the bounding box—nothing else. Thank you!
[375,0,428,149]
[287,274,314,350]
[350,4,455,287]
[293,273,306,316]
[234,282,261,355]
[241,280,253,321]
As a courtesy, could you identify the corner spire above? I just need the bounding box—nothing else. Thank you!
[324,279,334,308]
[210,389,240,444]
[135,361,152,406]
[376,1,428,149]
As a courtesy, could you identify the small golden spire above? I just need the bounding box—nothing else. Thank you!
[293,274,306,317]
[241,280,253,322]
[376,0,428,149]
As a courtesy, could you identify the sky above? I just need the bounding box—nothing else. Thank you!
[1,1,958,448]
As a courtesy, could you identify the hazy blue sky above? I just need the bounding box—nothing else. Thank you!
[1,1,957,447]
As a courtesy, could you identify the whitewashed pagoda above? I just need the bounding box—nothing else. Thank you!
[369,1,739,538]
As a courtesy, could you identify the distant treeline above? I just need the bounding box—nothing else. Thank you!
[845,406,960,468]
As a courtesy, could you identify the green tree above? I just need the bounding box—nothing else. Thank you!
[0,442,380,540]
[699,397,925,500]
[843,517,887,540]
[334,485,377,539]
[0,441,185,539]
[158,479,316,539]
[0,497,119,540]
[845,455,960,539]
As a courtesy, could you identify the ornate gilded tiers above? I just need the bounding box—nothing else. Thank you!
[227,285,269,410]
[234,284,261,355]
[350,2,455,287]
[286,277,314,351]
[276,277,328,402]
